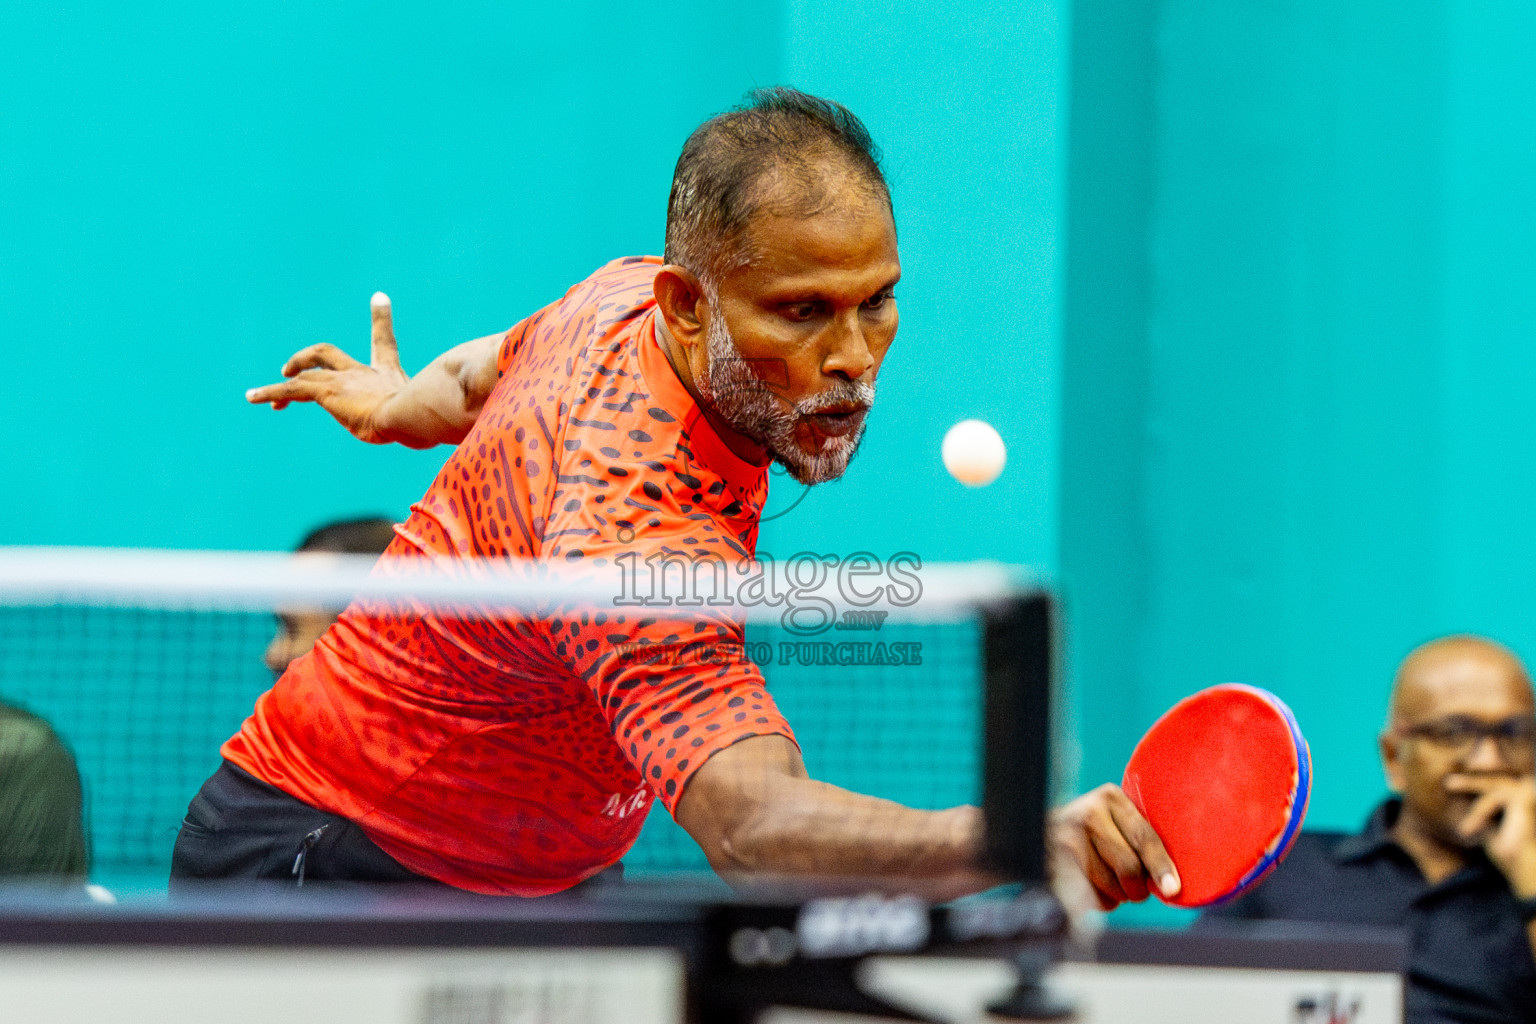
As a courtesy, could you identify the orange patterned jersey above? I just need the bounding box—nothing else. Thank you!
[223,257,795,895]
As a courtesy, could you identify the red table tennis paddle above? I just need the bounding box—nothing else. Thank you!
[1121,683,1311,908]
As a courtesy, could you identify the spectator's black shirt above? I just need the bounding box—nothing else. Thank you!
[1200,799,1536,1024]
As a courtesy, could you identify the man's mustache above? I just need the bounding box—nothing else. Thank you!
[794,380,875,417]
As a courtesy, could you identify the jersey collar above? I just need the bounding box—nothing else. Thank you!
[636,311,769,509]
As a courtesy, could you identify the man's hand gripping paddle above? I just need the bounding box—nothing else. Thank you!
[1122,683,1312,907]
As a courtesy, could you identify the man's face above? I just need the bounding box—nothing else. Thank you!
[264,608,337,679]
[698,182,899,485]
[1382,645,1536,848]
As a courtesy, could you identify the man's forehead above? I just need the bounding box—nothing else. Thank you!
[733,206,898,292]
[1395,641,1535,718]
[737,221,897,290]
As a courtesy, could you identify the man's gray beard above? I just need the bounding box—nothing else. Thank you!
[696,312,875,485]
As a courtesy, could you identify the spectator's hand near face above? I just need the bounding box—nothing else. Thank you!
[1450,773,1536,898]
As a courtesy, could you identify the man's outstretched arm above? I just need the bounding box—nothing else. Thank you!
[675,734,1181,906]
[245,292,502,449]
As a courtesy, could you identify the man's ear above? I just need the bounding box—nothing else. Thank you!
[1380,731,1405,794]
[654,266,707,352]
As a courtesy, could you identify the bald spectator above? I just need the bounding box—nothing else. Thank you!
[1201,636,1536,1023]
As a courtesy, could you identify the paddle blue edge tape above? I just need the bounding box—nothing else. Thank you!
[1204,684,1312,908]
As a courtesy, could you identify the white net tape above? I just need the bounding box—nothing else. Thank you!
[0,547,1035,625]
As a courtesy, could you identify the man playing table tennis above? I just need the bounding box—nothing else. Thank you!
[176,88,1177,908]
[1201,636,1536,1023]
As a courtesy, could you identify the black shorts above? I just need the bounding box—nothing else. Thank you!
[170,760,621,894]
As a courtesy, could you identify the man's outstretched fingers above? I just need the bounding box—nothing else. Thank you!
[371,292,401,371]
[245,374,332,408]
[1106,788,1180,898]
[282,343,363,378]
[244,390,290,410]
[246,383,290,406]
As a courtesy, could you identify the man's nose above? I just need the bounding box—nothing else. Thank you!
[1463,733,1508,770]
[822,311,875,382]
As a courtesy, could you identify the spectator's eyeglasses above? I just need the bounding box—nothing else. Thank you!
[1395,715,1536,763]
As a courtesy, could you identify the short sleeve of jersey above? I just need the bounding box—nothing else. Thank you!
[496,302,555,377]
[496,268,622,377]
[536,546,794,815]
[529,337,795,811]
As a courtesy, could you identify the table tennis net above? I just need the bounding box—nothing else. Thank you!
[0,548,1026,888]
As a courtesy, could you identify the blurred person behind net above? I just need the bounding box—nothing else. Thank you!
[265,516,398,678]
[0,702,87,880]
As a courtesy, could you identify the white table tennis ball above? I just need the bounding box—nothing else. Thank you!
[942,419,1007,487]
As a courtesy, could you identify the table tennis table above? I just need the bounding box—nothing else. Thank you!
[0,559,1407,1022]
[0,882,1405,1023]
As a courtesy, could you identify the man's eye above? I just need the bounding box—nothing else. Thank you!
[1494,718,1536,741]
[785,303,819,320]
[863,291,894,311]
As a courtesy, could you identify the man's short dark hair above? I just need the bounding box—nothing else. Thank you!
[296,516,397,555]
[664,87,890,289]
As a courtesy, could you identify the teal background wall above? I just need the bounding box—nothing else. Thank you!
[0,1,783,550]
[1061,0,1536,922]
[0,0,1066,570]
[759,0,1066,568]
